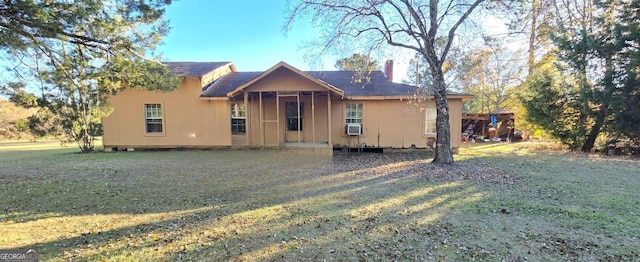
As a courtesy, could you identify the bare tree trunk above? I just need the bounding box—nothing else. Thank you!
[431,67,454,164]
[528,0,538,75]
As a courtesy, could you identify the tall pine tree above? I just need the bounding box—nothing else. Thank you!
[0,0,181,152]
[522,0,640,151]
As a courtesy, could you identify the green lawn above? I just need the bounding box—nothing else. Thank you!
[1,141,638,261]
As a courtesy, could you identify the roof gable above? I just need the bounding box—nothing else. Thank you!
[225,62,344,97]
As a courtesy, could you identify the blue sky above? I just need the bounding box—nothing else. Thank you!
[157,0,334,72]
[155,1,509,82]
[1,1,507,88]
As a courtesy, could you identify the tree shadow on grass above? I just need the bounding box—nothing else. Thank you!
[19,147,633,261]
[10,165,485,261]
[161,168,486,261]
[2,148,502,260]
[0,150,430,222]
[7,148,638,261]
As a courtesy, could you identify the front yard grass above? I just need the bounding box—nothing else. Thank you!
[1,141,638,261]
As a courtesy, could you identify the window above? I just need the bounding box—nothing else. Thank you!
[425,107,437,134]
[145,104,163,133]
[345,103,363,124]
[345,103,363,135]
[285,101,303,131]
[231,103,246,134]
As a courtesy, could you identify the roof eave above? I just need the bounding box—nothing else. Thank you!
[199,96,230,101]
[344,95,405,100]
[344,93,473,101]
[449,94,474,101]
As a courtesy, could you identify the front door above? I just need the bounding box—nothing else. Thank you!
[285,101,304,142]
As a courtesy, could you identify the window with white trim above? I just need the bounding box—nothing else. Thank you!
[345,103,363,124]
[145,104,163,133]
[231,102,246,134]
[345,103,363,134]
[424,107,437,134]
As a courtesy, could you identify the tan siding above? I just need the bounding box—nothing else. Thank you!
[104,69,464,150]
[449,99,463,148]
[231,135,247,146]
[330,99,463,149]
[103,78,232,148]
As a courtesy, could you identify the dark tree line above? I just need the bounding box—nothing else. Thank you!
[521,0,640,152]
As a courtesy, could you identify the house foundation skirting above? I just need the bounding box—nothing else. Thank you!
[104,143,332,153]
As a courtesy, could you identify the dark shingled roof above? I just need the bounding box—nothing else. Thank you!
[201,70,420,98]
[166,62,230,77]
[308,71,418,97]
[201,72,263,97]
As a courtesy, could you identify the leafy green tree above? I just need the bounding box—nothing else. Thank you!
[0,0,181,152]
[613,71,640,139]
[521,0,640,152]
[608,0,640,140]
[406,53,433,88]
[521,57,587,149]
[287,0,486,164]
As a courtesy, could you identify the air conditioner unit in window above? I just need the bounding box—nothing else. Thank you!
[346,123,362,136]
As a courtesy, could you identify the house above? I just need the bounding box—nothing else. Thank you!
[102,61,472,152]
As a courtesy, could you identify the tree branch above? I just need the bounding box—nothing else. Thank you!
[441,0,485,62]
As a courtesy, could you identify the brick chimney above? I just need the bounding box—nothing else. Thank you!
[384,60,393,82]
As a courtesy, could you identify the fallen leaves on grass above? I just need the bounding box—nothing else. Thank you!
[415,160,521,185]
[332,152,522,185]
[3,146,639,261]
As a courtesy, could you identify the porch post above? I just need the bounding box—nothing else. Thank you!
[327,91,332,146]
[259,91,264,146]
[297,93,301,144]
[244,91,250,147]
[276,92,280,146]
[312,91,316,143]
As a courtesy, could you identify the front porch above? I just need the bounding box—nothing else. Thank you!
[222,63,346,149]
[231,90,336,148]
